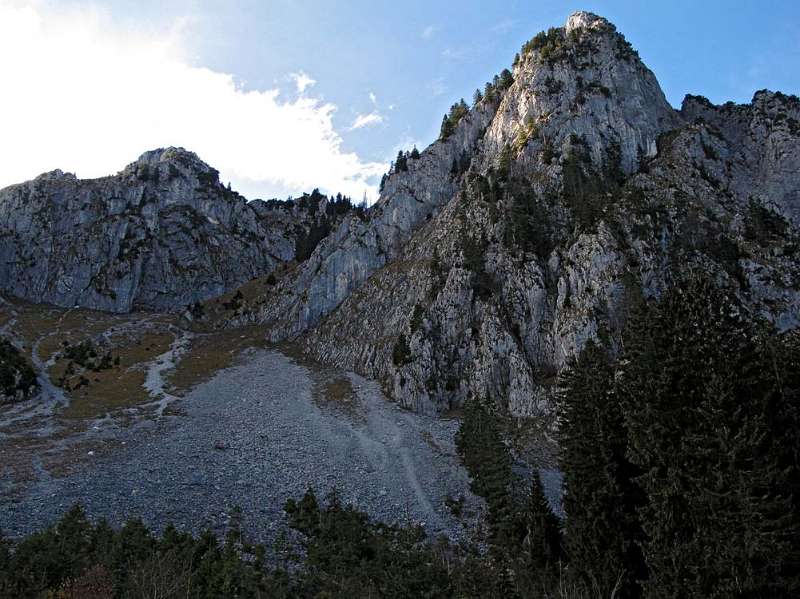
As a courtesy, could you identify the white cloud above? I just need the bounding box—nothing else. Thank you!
[369,92,377,106]
[0,2,386,202]
[290,71,316,94]
[421,25,437,40]
[349,112,383,130]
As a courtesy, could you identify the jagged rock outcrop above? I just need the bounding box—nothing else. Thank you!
[227,101,498,338]
[0,148,337,312]
[227,12,800,416]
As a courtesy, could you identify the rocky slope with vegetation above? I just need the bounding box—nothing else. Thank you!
[1,11,798,599]
[221,11,800,416]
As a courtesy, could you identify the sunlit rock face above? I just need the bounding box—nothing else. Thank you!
[233,12,799,415]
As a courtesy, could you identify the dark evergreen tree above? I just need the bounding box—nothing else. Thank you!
[618,275,800,599]
[496,144,513,179]
[473,88,483,106]
[392,333,412,366]
[395,150,409,172]
[294,217,331,262]
[455,396,517,549]
[523,471,562,573]
[558,340,646,598]
[440,99,469,140]
[499,68,514,90]
[440,114,452,140]
[484,81,496,103]
[410,146,420,160]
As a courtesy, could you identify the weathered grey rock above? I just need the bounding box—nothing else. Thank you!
[229,12,800,416]
[227,101,498,338]
[0,148,330,312]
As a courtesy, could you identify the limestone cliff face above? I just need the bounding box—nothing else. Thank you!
[227,100,499,339]
[0,148,325,312]
[229,12,799,416]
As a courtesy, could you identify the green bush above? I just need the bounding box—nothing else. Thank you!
[0,337,38,401]
[392,333,412,367]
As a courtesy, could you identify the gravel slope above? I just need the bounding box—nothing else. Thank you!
[0,349,484,543]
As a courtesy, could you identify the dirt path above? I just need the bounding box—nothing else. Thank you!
[143,331,193,417]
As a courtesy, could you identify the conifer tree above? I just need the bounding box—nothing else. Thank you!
[484,81,496,103]
[524,471,562,573]
[496,144,513,179]
[499,68,514,90]
[618,274,800,598]
[395,150,408,172]
[456,396,516,548]
[558,340,646,598]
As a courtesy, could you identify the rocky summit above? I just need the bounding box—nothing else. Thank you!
[0,147,345,312]
[225,11,800,416]
[1,12,799,417]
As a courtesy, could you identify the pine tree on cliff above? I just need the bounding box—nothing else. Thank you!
[558,340,646,598]
[523,471,562,573]
[395,150,408,172]
[618,274,800,598]
[455,396,516,549]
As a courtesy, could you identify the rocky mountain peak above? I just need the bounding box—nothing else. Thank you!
[222,12,799,416]
[564,10,611,34]
[489,12,680,177]
[132,146,211,171]
[0,12,797,419]
[120,146,221,187]
[31,169,77,184]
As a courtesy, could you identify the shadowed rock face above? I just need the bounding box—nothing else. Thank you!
[1,12,799,416]
[0,148,326,312]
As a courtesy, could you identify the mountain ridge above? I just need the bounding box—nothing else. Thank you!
[221,11,799,415]
[0,146,362,312]
[1,11,798,416]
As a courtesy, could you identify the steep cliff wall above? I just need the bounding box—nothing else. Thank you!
[0,148,335,312]
[259,12,799,415]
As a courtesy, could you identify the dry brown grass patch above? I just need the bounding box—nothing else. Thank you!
[52,331,176,420]
[166,326,268,395]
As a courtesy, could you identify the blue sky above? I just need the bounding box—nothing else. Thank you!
[1,0,798,201]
